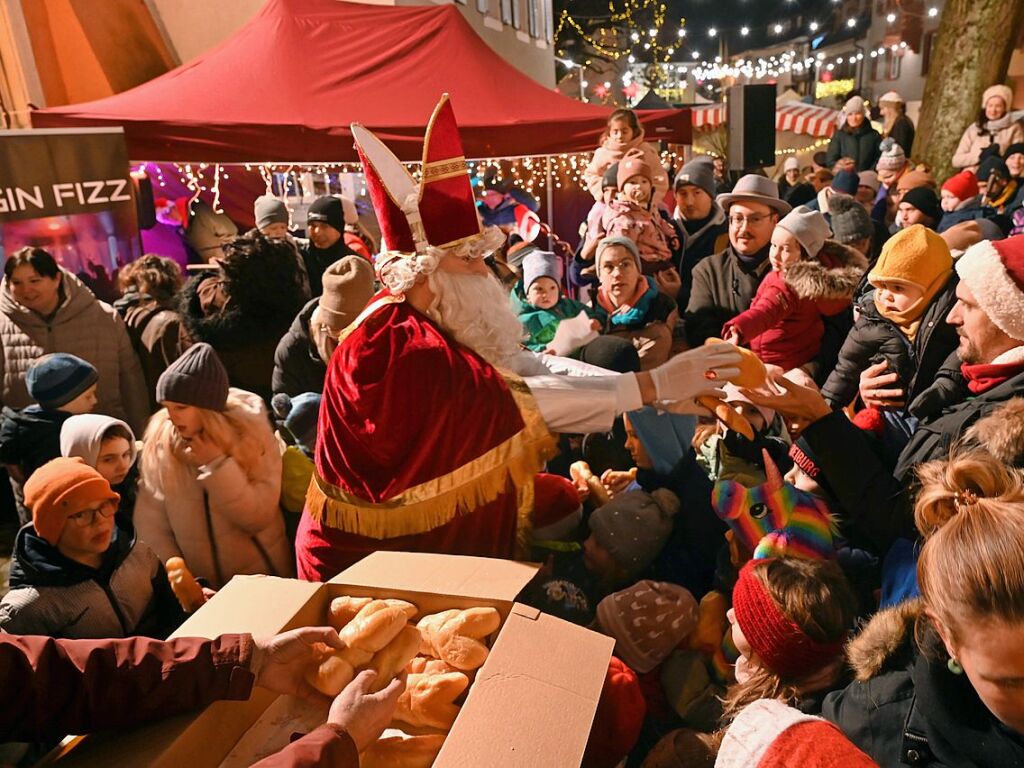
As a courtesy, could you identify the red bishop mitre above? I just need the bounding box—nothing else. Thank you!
[352,94,482,258]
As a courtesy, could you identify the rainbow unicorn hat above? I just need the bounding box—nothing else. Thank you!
[712,449,836,560]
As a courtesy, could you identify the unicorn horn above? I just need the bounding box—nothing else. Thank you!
[762,448,784,492]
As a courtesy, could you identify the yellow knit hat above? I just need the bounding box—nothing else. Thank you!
[868,225,952,291]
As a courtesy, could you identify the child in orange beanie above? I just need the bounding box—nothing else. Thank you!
[0,457,186,639]
[822,225,961,418]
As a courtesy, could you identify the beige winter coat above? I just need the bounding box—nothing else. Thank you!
[0,269,150,434]
[952,120,1024,170]
[134,389,292,588]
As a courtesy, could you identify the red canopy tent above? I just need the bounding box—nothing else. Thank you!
[31,0,690,162]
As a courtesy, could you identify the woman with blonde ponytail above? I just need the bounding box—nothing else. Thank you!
[822,450,1024,766]
[135,344,292,590]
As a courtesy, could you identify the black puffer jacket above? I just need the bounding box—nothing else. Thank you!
[821,273,960,408]
[823,600,1024,767]
[272,298,326,398]
[826,121,883,171]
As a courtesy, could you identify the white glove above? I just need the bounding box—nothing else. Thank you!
[649,343,742,404]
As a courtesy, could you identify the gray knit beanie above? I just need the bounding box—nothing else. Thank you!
[673,157,716,199]
[254,196,289,230]
[156,343,229,412]
[828,194,874,245]
[777,206,832,258]
[595,236,642,271]
[522,249,562,292]
[588,488,679,578]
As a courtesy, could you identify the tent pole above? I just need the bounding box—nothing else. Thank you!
[545,155,554,250]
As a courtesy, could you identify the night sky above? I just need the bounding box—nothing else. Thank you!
[554,0,864,62]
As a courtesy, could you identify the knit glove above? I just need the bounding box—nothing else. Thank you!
[649,343,742,412]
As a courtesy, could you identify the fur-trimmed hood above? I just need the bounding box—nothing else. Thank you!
[846,598,922,681]
[784,240,869,301]
[965,396,1024,467]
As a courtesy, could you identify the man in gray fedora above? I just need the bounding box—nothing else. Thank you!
[684,174,791,347]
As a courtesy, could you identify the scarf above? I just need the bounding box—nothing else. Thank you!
[961,346,1024,394]
[984,114,1014,134]
[873,269,952,342]
[736,242,772,269]
[595,275,659,327]
[601,126,646,155]
[986,178,1019,211]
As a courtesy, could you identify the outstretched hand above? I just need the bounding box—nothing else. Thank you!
[740,375,831,432]
[251,626,345,705]
[327,670,406,751]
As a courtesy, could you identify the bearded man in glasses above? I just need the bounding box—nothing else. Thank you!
[684,174,791,348]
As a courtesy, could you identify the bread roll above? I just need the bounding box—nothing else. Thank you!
[417,607,500,671]
[164,557,205,613]
[340,602,412,653]
[366,624,421,693]
[570,460,611,506]
[360,734,446,768]
[328,596,373,630]
[394,671,470,731]
[696,396,755,441]
[305,652,357,697]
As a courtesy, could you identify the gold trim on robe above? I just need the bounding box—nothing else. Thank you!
[306,370,557,545]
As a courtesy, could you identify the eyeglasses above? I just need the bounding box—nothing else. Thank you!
[68,500,117,527]
[728,213,774,227]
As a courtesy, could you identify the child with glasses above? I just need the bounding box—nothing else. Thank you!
[0,457,186,639]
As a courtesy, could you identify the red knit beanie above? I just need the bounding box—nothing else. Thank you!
[582,656,646,768]
[941,170,979,202]
[24,457,120,545]
[731,560,844,680]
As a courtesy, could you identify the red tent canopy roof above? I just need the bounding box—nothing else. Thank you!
[32,0,690,162]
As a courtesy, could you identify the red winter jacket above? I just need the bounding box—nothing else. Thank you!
[722,241,867,371]
[0,633,357,767]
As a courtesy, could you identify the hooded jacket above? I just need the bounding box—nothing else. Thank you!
[60,413,140,526]
[0,520,185,639]
[134,389,292,589]
[823,600,1024,767]
[0,269,149,434]
[723,240,868,371]
[821,272,961,408]
[272,298,327,398]
[296,238,357,298]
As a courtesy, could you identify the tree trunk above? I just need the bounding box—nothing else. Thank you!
[916,0,1024,181]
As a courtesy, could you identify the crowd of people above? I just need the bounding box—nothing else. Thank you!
[3,86,1024,767]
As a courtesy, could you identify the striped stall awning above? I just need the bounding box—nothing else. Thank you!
[775,102,840,138]
[690,102,839,138]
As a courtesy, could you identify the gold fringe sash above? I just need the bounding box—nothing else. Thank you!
[307,370,557,540]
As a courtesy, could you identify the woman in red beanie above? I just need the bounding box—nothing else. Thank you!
[0,457,185,639]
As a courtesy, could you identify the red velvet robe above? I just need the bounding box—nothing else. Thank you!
[295,294,554,581]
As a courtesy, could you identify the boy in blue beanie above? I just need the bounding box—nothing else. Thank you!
[0,353,99,519]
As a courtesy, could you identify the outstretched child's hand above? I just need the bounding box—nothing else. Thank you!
[600,467,638,498]
[721,326,740,346]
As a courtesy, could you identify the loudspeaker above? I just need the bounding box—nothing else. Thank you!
[727,84,777,171]
[131,170,156,230]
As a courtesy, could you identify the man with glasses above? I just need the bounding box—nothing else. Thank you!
[0,457,186,639]
[684,175,791,347]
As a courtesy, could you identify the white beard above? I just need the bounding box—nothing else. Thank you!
[425,269,526,368]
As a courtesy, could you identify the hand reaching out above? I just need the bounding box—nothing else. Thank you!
[251,626,345,705]
[327,670,406,751]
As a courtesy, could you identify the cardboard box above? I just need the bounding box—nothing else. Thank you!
[46,552,613,767]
